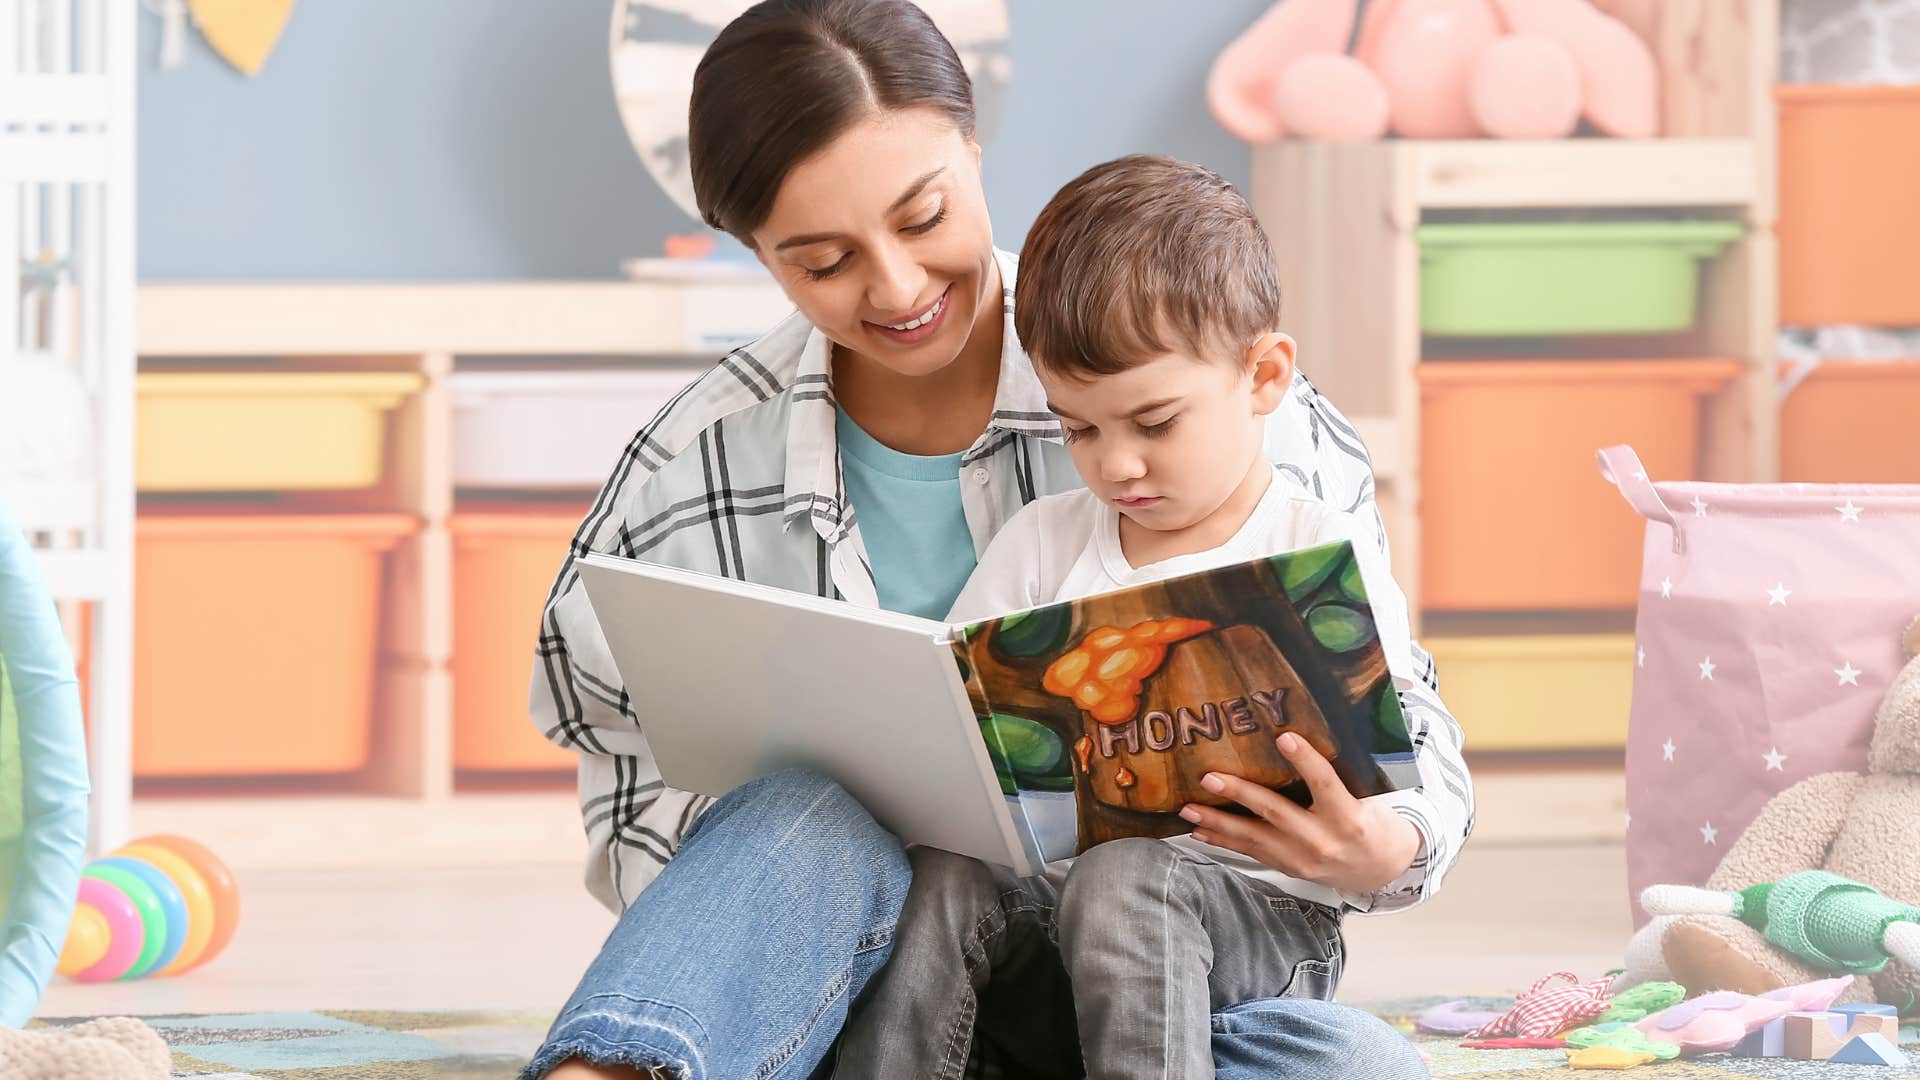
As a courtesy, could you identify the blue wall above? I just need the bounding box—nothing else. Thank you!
[137,0,1267,281]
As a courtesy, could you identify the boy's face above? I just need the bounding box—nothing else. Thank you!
[1039,335,1294,535]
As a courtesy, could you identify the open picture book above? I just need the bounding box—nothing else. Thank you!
[578,540,1417,877]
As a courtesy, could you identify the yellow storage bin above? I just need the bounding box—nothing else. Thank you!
[1425,634,1634,750]
[137,372,423,492]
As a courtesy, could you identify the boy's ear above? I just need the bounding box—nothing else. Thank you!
[1246,331,1297,416]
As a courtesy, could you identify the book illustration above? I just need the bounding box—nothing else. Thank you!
[958,540,1414,865]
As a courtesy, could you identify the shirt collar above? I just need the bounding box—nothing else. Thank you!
[782,248,1062,539]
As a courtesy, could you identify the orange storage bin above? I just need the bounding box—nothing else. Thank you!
[1781,360,1920,483]
[1778,86,1920,326]
[449,507,586,772]
[134,512,415,777]
[1419,359,1743,612]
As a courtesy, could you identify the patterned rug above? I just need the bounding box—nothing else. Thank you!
[42,1010,551,1079]
[30,1004,1920,1079]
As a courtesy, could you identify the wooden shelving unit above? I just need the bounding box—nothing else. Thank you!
[1249,3,1781,752]
[127,279,791,863]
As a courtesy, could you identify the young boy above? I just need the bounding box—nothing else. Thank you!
[832,156,1463,1080]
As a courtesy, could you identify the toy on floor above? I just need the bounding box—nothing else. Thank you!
[1461,1036,1567,1049]
[1620,617,1920,1014]
[56,835,239,982]
[1564,1022,1679,1061]
[1631,976,1853,1055]
[1416,999,1505,1035]
[0,498,91,1027]
[1594,981,1684,1023]
[1644,871,1920,983]
[1468,971,1619,1039]
[1566,1045,1657,1069]
[1206,0,1659,143]
[1761,1003,1906,1062]
[1830,1031,1905,1065]
[0,1016,169,1079]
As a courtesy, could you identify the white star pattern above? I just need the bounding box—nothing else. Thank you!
[1662,738,1676,762]
[1624,812,1631,829]
[1698,657,1716,680]
[1836,662,1863,687]
[1701,822,1718,845]
[1637,647,1646,668]
[1837,500,1863,524]
[1661,577,1674,599]
[1763,747,1787,771]
[1767,583,1792,606]
[1692,496,1710,517]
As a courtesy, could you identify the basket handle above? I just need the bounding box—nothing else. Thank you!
[1597,445,1685,554]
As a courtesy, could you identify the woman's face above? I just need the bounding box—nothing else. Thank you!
[751,108,997,379]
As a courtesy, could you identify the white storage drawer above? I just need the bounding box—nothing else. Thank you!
[451,368,705,489]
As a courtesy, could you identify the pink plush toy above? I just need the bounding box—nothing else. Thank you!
[1205,0,1356,141]
[1633,977,1854,1056]
[1208,0,1661,142]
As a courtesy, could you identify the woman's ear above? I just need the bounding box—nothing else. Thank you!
[1246,331,1297,416]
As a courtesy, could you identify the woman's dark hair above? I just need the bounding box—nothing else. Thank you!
[689,0,977,242]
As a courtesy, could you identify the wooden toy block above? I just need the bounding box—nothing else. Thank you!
[1731,1017,1786,1057]
[1829,1032,1904,1066]
[1846,1013,1901,1042]
[1783,1011,1851,1060]
[1832,1002,1900,1019]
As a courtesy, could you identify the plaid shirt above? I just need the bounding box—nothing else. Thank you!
[532,250,1474,916]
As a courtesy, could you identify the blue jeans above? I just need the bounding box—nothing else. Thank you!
[833,843,1426,1080]
[521,768,911,1080]
[523,770,1428,1079]
[1214,999,1430,1080]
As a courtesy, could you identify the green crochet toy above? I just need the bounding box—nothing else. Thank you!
[1643,871,1920,979]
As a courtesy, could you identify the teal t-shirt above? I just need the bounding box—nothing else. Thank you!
[836,412,977,620]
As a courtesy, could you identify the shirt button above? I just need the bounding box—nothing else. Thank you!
[972,466,991,484]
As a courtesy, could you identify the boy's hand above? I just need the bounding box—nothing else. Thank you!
[1179,732,1420,896]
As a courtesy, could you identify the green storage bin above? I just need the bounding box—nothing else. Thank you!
[1416,221,1743,337]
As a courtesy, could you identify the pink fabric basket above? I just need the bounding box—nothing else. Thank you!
[1598,445,1920,923]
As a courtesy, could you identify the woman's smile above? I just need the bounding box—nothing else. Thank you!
[865,285,952,346]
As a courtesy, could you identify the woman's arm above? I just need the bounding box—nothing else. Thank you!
[1270,373,1476,911]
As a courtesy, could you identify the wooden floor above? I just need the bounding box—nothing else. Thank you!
[40,839,1633,1019]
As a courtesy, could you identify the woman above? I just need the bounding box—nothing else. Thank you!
[525,3,1470,1078]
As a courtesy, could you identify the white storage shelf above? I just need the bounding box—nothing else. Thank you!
[128,282,783,830]
[451,368,708,491]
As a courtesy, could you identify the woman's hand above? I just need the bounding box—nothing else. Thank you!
[1179,732,1420,896]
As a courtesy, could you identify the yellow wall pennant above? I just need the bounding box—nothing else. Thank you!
[189,0,297,77]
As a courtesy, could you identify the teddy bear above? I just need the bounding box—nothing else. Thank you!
[0,1016,170,1079]
[1206,0,1658,142]
[1618,617,1920,1015]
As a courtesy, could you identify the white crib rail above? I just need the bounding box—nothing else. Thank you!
[2,0,136,854]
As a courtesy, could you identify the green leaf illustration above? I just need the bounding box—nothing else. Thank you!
[993,604,1074,659]
[1339,556,1368,604]
[979,712,1074,793]
[1307,603,1377,652]
[1273,543,1348,602]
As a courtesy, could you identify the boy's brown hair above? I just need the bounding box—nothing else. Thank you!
[1014,155,1282,379]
